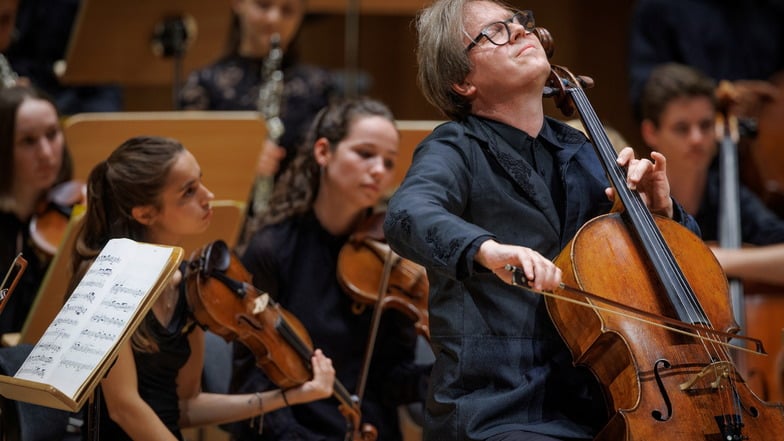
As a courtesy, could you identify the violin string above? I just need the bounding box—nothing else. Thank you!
[575,87,713,337]
[572,86,743,420]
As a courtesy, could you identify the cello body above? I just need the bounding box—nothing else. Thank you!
[549,213,784,439]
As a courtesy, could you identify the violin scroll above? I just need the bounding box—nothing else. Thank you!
[532,27,554,59]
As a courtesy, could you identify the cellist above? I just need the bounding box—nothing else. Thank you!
[383,1,699,441]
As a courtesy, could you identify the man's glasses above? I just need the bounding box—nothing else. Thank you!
[465,10,536,52]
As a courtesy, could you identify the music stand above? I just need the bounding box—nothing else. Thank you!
[59,0,232,106]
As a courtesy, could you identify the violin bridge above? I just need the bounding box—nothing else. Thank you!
[252,293,270,314]
[679,361,733,391]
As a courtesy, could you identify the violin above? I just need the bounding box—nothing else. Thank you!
[184,240,377,441]
[29,180,86,256]
[529,28,784,440]
[336,212,430,340]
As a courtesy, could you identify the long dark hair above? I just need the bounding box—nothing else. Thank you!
[0,85,73,199]
[70,136,185,352]
[258,96,394,229]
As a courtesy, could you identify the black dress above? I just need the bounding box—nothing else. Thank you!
[87,285,194,441]
[230,211,429,441]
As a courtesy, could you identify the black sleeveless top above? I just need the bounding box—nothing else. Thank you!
[87,283,194,440]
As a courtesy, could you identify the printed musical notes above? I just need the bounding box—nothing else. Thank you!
[0,238,182,411]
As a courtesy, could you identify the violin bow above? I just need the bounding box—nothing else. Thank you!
[354,246,396,403]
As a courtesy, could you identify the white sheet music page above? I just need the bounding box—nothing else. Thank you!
[14,238,176,399]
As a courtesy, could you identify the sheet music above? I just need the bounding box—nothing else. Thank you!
[14,238,176,399]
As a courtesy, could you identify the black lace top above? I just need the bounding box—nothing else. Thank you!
[178,54,338,175]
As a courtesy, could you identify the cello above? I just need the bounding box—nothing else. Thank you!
[529,30,784,439]
[184,240,377,441]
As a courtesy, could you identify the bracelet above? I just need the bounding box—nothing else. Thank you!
[249,392,264,434]
[281,389,290,407]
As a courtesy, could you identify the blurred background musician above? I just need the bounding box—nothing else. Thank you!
[639,63,784,285]
[0,84,72,336]
[178,0,339,225]
[628,0,784,218]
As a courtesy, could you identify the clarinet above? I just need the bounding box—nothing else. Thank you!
[252,34,285,217]
[0,54,19,88]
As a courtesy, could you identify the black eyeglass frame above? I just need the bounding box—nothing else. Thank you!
[465,10,536,52]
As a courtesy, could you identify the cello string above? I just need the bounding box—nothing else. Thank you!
[571,85,743,419]
[573,87,712,333]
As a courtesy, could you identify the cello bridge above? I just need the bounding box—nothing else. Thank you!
[679,361,733,391]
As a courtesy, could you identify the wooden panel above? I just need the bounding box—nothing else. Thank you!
[62,0,232,85]
[393,120,442,188]
[64,111,266,203]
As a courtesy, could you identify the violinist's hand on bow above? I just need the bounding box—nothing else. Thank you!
[607,147,674,219]
[287,349,335,404]
[257,139,287,178]
[476,239,561,291]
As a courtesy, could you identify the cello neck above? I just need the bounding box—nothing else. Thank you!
[716,112,743,250]
[715,110,746,335]
[550,65,709,326]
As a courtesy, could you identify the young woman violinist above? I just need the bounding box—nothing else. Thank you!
[232,97,430,441]
[0,84,72,334]
[69,136,336,441]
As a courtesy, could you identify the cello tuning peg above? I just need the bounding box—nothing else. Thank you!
[577,75,595,89]
[532,27,555,59]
